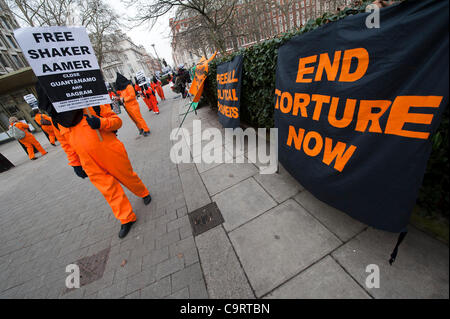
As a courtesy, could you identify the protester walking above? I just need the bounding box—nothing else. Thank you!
[36,83,152,239]
[34,110,57,146]
[114,73,151,136]
[9,117,47,160]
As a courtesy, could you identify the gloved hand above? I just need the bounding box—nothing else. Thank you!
[73,165,88,179]
[84,115,101,129]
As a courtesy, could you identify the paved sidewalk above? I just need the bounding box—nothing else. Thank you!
[173,99,449,299]
[0,86,448,299]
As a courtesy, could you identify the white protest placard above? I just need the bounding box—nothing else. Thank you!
[24,94,39,109]
[136,70,146,85]
[14,26,111,113]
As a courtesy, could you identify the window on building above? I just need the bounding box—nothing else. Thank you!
[1,17,12,30]
[0,34,10,48]
[6,35,17,49]
[18,53,27,66]
[0,53,9,68]
[11,55,23,68]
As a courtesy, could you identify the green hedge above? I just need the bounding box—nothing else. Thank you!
[203,4,368,127]
[202,0,449,224]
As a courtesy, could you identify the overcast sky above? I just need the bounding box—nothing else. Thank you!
[109,0,175,66]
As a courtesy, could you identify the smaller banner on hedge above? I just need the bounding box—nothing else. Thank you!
[217,55,243,128]
[189,51,217,103]
[14,26,110,113]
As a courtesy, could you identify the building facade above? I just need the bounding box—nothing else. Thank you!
[101,31,162,86]
[170,0,353,67]
[0,0,39,143]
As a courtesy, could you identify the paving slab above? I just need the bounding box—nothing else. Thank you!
[213,177,277,231]
[294,190,366,242]
[254,164,303,203]
[332,227,449,299]
[200,163,258,196]
[179,165,211,213]
[229,199,342,297]
[265,256,370,299]
[196,226,255,299]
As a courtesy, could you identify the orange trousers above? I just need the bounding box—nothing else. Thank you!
[41,125,57,144]
[19,134,47,159]
[124,99,150,132]
[143,96,159,113]
[156,85,165,100]
[64,118,149,224]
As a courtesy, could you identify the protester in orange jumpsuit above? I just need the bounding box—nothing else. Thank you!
[34,110,57,146]
[114,73,150,136]
[36,83,152,238]
[136,82,160,114]
[9,117,47,160]
[153,76,165,100]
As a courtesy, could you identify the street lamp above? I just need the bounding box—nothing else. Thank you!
[151,44,162,70]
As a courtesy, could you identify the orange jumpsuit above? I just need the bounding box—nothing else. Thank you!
[155,80,165,100]
[53,105,150,224]
[135,84,159,113]
[118,84,150,133]
[11,122,47,159]
[34,113,57,144]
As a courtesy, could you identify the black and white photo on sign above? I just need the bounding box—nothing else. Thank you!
[23,94,39,109]
[13,26,110,113]
[136,70,146,85]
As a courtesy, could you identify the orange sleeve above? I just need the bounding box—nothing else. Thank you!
[121,84,136,103]
[42,114,52,122]
[98,105,122,132]
[34,114,41,125]
[15,122,29,130]
[52,123,82,167]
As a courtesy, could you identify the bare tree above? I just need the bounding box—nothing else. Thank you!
[6,0,122,68]
[6,0,75,26]
[130,0,239,54]
[77,0,122,68]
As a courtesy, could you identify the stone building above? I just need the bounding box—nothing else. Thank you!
[101,30,162,86]
[170,0,353,67]
[0,0,39,143]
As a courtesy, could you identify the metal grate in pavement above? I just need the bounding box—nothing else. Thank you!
[188,202,224,236]
[65,247,110,293]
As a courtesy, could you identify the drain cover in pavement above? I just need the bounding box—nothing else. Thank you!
[188,202,224,236]
[65,247,110,292]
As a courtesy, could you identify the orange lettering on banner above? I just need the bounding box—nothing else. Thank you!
[355,100,391,133]
[293,93,310,117]
[274,89,281,109]
[315,51,342,82]
[287,126,305,150]
[384,96,443,139]
[280,91,293,113]
[286,125,357,172]
[328,97,356,128]
[322,138,357,172]
[338,48,369,82]
[296,55,317,83]
[303,131,323,156]
[311,94,330,121]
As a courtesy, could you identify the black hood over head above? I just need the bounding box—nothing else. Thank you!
[35,81,83,128]
[115,73,131,91]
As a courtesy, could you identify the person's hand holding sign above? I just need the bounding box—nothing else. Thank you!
[84,114,101,129]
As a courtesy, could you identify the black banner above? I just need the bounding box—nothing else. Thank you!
[274,0,448,232]
[217,55,243,128]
